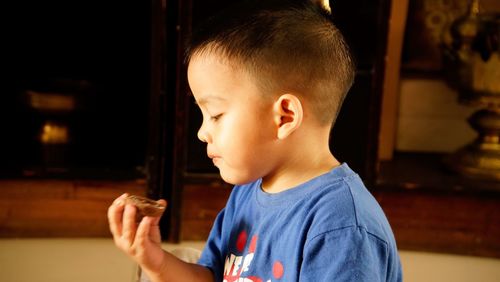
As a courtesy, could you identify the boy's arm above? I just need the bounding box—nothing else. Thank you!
[143,252,214,282]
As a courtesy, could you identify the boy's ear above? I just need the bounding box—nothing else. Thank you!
[273,94,303,139]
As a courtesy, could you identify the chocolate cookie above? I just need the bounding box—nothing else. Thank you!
[125,195,166,218]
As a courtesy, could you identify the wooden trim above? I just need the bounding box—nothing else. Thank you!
[0,179,146,237]
[374,188,500,258]
[365,0,394,183]
[375,152,500,258]
[167,0,193,243]
[378,0,410,161]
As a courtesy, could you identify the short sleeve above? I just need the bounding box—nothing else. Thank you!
[197,208,227,282]
[300,226,392,282]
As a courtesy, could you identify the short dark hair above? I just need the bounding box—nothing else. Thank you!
[185,0,355,125]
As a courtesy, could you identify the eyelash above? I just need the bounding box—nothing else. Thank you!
[210,113,223,121]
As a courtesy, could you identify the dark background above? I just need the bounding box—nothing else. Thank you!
[2,1,151,178]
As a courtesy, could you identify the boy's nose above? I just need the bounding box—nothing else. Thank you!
[197,126,211,143]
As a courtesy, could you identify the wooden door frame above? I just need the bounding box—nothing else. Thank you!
[147,0,192,242]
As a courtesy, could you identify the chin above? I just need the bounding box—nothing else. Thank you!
[219,170,258,186]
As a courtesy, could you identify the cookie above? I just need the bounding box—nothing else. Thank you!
[125,195,166,218]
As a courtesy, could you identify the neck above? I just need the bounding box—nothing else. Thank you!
[261,128,340,193]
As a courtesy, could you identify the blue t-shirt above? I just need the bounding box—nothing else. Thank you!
[198,163,402,281]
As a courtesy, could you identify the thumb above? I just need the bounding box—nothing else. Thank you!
[153,199,167,225]
[136,199,167,242]
[136,216,153,238]
[136,216,161,243]
[157,199,168,209]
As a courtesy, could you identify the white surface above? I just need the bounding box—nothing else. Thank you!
[0,238,499,282]
[0,238,137,282]
[400,250,500,282]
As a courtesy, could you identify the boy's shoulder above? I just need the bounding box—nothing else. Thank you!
[303,166,397,246]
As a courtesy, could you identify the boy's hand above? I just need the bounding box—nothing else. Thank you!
[108,193,168,274]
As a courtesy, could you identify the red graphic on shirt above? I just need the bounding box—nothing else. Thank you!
[248,235,258,253]
[236,230,247,252]
[223,230,285,282]
[272,261,284,279]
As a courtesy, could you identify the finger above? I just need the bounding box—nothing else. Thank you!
[141,200,166,234]
[122,204,138,246]
[145,199,167,229]
[149,216,163,244]
[136,216,153,243]
[153,199,167,220]
[108,193,128,238]
[151,213,162,226]
[136,215,166,247]
[157,199,168,209]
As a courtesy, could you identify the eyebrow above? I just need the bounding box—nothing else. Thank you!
[195,95,227,106]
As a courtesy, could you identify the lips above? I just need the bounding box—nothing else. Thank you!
[209,156,221,166]
[207,148,219,159]
[207,151,221,164]
[207,153,219,159]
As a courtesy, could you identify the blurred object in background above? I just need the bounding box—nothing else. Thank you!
[442,0,500,181]
[24,78,92,175]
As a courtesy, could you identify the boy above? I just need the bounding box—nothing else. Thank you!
[108,0,403,281]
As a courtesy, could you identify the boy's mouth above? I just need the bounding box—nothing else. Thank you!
[208,153,221,165]
[207,150,219,159]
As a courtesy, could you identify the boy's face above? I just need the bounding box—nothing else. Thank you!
[187,53,279,185]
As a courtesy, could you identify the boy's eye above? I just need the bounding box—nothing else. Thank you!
[210,113,223,121]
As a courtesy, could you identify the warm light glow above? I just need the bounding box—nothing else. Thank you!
[323,0,331,13]
[40,121,69,144]
[311,0,331,13]
[27,90,75,112]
